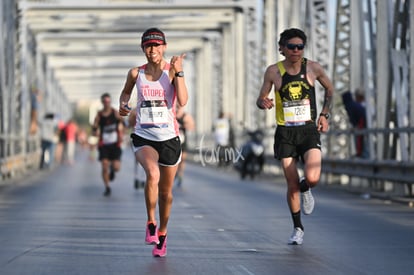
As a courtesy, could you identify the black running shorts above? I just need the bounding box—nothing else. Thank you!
[98,143,122,161]
[273,123,321,160]
[130,134,182,166]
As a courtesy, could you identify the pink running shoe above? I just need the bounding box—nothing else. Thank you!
[145,223,159,245]
[152,235,167,257]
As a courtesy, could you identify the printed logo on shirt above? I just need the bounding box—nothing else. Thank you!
[140,84,166,98]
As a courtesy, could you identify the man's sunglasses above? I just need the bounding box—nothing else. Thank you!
[286,43,305,50]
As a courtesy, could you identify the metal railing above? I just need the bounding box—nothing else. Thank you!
[321,127,414,197]
[0,134,41,182]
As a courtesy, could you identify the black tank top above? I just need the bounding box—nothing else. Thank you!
[275,58,317,126]
[98,109,119,145]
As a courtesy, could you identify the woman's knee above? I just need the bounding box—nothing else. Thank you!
[159,190,173,203]
[145,166,160,183]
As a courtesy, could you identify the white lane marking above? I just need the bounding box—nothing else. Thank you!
[227,265,256,275]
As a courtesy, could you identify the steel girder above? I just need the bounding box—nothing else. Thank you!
[17,1,264,144]
[331,0,413,163]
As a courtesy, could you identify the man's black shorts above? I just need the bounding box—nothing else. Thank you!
[273,123,321,160]
[98,144,122,161]
[130,134,182,166]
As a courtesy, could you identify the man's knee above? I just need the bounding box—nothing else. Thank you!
[112,161,121,171]
[305,175,320,187]
[101,161,110,172]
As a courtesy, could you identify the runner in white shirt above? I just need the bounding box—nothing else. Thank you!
[118,28,188,258]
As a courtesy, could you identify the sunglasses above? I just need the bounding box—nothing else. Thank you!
[286,43,305,50]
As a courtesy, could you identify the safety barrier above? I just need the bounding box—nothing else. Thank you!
[321,127,414,197]
[0,135,41,183]
[322,158,414,184]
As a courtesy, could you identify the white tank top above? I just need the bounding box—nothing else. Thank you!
[134,63,179,141]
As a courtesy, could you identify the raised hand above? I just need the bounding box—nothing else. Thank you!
[170,53,186,73]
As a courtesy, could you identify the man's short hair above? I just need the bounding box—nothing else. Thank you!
[101,93,111,101]
[278,28,307,46]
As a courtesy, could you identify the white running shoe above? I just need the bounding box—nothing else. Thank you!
[300,177,315,215]
[288,227,304,245]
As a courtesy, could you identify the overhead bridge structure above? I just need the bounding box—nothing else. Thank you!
[0,0,413,197]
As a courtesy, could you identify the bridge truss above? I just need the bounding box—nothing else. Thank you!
[0,0,413,191]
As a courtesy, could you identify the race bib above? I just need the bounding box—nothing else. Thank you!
[140,100,169,127]
[102,132,117,144]
[283,99,311,126]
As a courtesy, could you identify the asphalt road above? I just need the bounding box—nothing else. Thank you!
[0,149,413,275]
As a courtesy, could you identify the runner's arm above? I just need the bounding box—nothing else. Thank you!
[171,53,188,107]
[119,68,138,116]
[312,62,334,132]
[256,65,276,110]
[91,112,100,136]
[314,63,334,115]
[184,113,195,131]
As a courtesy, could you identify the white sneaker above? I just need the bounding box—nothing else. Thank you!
[300,177,315,215]
[288,227,304,245]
